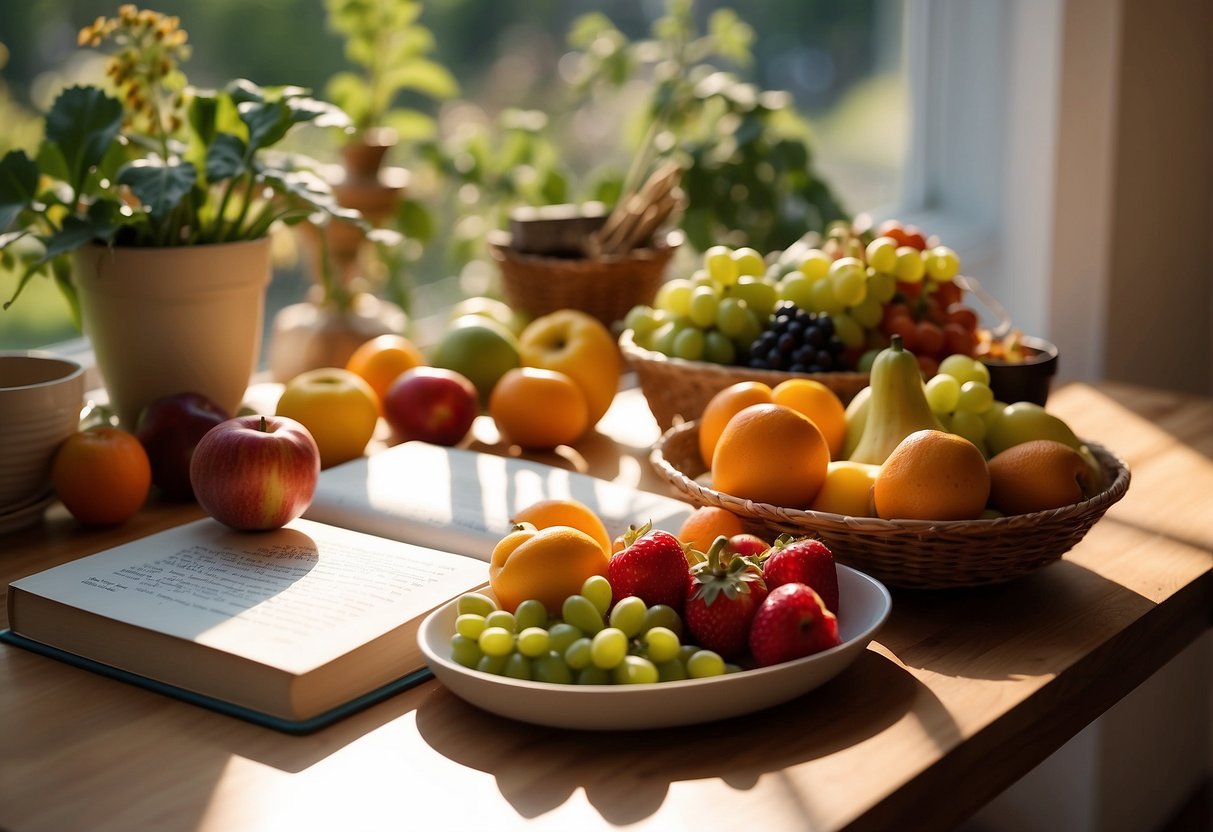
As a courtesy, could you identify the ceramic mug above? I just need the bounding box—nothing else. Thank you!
[0,351,85,509]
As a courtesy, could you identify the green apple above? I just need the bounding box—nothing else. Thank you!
[430,315,521,405]
[447,296,530,337]
[986,401,1081,456]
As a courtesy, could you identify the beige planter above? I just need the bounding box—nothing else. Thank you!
[72,238,272,429]
[266,293,407,383]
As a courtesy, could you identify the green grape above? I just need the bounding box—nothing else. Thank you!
[608,595,647,637]
[732,246,765,277]
[724,663,744,674]
[642,626,681,663]
[456,592,497,617]
[715,297,751,337]
[689,269,718,290]
[865,236,899,273]
[686,649,726,678]
[778,272,815,309]
[547,621,582,653]
[857,348,881,373]
[656,658,688,682]
[516,626,551,658]
[688,285,721,328]
[455,613,488,640]
[478,626,515,657]
[576,666,611,685]
[449,634,483,668]
[476,654,508,675]
[703,330,737,365]
[532,651,572,684]
[513,599,548,632]
[503,653,532,680]
[484,610,516,633]
[950,409,987,446]
[733,308,764,347]
[829,257,867,307]
[672,327,706,361]
[642,604,683,637]
[623,305,660,339]
[867,269,897,304]
[956,380,994,414]
[655,278,695,315]
[590,627,629,669]
[982,400,1009,432]
[580,575,612,615]
[850,294,884,329]
[562,594,604,635]
[925,245,960,282]
[677,644,700,664]
[938,354,990,386]
[613,655,659,685]
[925,373,961,414]
[808,278,845,316]
[564,637,593,670]
[799,249,831,281]
[704,245,739,286]
[731,276,779,317]
[832,312,866,350]
[894,247,926,283]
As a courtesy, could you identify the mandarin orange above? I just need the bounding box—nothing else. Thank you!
[710,403,830,508]
[872,429,989,521]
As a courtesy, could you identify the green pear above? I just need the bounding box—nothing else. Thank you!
[986,401,1081,456]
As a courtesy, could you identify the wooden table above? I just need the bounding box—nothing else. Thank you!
[2,382,1210,831]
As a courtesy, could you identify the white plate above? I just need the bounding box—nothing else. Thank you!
[417,564,891,730]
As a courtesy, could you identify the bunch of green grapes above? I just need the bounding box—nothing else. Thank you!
[925,354,1002,455]
[448,577,733,684]
[624,244,778,364]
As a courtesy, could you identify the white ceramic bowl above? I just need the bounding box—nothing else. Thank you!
[0,351,85,511]
[418,564,891,730]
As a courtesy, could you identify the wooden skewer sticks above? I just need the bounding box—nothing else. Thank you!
[590,160,683,257]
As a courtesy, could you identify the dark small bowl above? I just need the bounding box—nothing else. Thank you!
[981,335,1059,406]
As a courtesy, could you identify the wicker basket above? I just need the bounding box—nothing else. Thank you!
[489,230,681,329]
[650,420,1131,590]
[620,329,870,432]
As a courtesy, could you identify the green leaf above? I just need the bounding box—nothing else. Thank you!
[205,134,248,182]
[382,60,460,100]
[383,110,435,142]
[117,160,197,220]
[240,101,291,156]
[43,86,123,195]
[188,91,221,147]
[395,198,434,243]
[0,151,39,231]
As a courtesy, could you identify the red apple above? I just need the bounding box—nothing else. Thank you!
[382,366,479,446]
[189,415,320,531]
[134,391,230,500]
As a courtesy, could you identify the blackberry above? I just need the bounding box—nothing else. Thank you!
[746,303,849,373]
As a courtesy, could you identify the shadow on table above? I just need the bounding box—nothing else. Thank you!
[413,649,947,825]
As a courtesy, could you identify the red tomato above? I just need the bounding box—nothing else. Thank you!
[915,320,946,357]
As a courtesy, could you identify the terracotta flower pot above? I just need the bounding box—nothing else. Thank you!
[72,238,272,429]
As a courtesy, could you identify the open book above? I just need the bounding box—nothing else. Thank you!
[5,443,692,732]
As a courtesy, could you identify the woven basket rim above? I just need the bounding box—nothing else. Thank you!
[619,328,871,387]
[489,228,684,267]
[650,419,1131,534]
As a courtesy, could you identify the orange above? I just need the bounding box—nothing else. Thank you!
[711,403,830,508]
[987,439,1095,515]
[873,429,990,520]
[677,505,746,553]
[345,334,427,410]
[771,378,847,460]
[488,367,589,450]
[51,427,152,527]
[809,460,880,517]
[488,523,610,613]
[511,497,612,556]
[698,381,773,467]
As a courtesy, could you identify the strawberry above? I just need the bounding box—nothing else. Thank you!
[684,537,768,660]
[748,582,841,667]
[761,535,839,615]
[608,522,691,612]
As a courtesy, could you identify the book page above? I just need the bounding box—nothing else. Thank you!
[304,441,692,559]
[10,518,486,674]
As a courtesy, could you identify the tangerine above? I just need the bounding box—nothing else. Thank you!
[697,381,773,467]
[711,403,830,508]
[489,367,589,450]
[51,427,152,526]
[345,334,427,410]
[510,497,612,556]
[987,439,1095,515]
[770,378,847,460]
[677,505,747,553]
[873,429,990,520]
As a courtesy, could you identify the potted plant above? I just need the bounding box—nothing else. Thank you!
[0,5,361,428]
